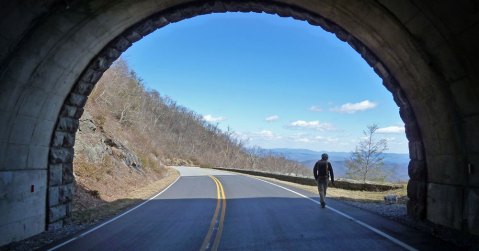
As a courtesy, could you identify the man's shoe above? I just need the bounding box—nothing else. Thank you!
[320,202,326,208]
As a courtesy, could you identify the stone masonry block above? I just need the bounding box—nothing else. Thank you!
[49,147,74,164]
[409,140,425,161]
[80,68,103,84]
[163,9,188,23]
[151,16,170,29]
[405,123,421,142]
[407,179,427,202]
[399,106,416,124]
[49,163,62,186]
[73,81,94,96]
[206,1,227,14]
[102,47,120,61]
[346,36,362,53]
[56,117,79,133]
[360,46,379,67]
[408,160,426,181]
[58,183,73,203]
[407,199,426,219]
[62,163,73,184]
[247,2,270,14]
[66,93,87,107]
[52,131,75,148]
[392,89,409,108]
[110,36,131,52]
[59,105,82,119]
[48,186,59,207]
[373,62,390,81]
[133,19,156,36]
[124,30,142,43]
[92,56,112,71]
[333,26,349,42]
[382,77,399,95]
[427,183,463,230]
[49,204,66,223]
[289,8,309,22]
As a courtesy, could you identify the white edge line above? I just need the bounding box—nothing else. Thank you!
[48,176,181,251]
[249,176,418,251]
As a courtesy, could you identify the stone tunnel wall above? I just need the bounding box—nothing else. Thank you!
[0,0,478,246]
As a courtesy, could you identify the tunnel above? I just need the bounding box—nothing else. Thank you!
[0,0,478,245]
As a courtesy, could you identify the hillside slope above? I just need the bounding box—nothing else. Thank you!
[73,59,311,217]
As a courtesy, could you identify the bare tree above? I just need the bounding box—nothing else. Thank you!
[345,124,390,183]
[83,57,311,177]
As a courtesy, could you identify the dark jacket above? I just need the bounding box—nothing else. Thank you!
[313,160,334,182]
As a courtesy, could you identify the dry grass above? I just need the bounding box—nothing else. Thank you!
[247,175,408,204]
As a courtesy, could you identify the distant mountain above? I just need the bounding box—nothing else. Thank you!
[267,148,410,182]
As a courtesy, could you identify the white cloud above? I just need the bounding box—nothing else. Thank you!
[203,114,225,123]
[309,106,322,112]
[377,126,405,134]
[265,115,279,122]
[255,130,282,140]
[295,138,311,143]
[290,120,320,128]
[332,100,377,114]
[289,120,336,131]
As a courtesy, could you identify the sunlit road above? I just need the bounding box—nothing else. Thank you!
[47,167,453,251]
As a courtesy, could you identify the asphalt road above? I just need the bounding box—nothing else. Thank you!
[47,167,454,251]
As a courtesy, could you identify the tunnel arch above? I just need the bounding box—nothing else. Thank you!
[0,0,477,244]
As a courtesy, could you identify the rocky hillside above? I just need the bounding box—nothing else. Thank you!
[73,111,169,213]
[72,58,310,215]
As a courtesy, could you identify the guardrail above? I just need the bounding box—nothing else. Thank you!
[212,167,403,192]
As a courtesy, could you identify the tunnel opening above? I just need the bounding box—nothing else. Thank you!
[49,1,423,231]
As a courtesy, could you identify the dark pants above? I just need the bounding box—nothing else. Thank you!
[317,177,328,204]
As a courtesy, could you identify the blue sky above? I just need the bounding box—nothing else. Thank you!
[123,13,408,153]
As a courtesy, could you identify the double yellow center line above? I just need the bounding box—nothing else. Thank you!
[200,176,226,251]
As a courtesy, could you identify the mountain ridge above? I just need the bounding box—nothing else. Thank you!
[265,148,410,182]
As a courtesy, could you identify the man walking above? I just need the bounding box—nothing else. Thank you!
[313,153,335,208]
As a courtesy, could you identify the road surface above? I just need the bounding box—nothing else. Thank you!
[46,167,453,251]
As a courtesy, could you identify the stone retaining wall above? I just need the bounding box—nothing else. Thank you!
[213,167,403,192]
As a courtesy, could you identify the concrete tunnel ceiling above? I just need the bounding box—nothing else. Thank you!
[0,0,478,245]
